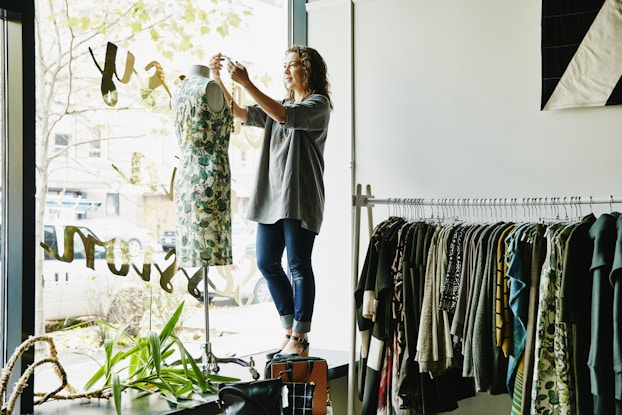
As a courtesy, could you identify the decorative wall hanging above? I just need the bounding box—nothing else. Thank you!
[541,0,622,110]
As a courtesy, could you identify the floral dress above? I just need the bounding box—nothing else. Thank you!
[171,75,233,267]
[530,223,576,415]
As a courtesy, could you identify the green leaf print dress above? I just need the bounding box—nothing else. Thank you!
[171,75,233,267]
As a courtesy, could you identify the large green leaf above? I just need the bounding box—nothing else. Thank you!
[159,302,184,342]
[112,373,122,415]
[148,331,162,377]
[173,337,208,392]
[84,365,106,391]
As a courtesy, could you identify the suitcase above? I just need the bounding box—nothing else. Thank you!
[265,356,328,415]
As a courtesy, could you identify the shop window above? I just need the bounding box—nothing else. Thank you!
[34,0,291,399]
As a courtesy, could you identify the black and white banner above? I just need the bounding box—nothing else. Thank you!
[541,0,622,110]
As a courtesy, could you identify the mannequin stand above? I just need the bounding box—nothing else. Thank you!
[201,267,259,379]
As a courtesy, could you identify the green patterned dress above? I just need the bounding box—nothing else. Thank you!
[530,223,576,415]
[171,75,233,267]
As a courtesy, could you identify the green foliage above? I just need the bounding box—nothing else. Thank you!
[53,0,251,68]
[84,302,238,413]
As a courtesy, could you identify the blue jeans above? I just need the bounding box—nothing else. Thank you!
[256,219,316,334]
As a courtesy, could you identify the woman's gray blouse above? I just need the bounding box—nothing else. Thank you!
[244,94,331,234]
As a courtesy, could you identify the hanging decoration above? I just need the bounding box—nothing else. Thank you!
[541,0,622,110]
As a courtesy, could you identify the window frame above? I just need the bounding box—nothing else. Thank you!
[0,1,36,414]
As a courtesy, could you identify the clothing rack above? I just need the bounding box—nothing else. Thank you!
[347,183,622,415]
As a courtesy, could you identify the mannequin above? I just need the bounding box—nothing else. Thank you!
[171,63,233,269]
[187,64,225,112]
[171,64,258,377]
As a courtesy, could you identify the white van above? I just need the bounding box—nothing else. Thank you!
[42,222,139,321]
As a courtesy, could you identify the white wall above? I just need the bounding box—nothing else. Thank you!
[350,0,622,200]
[308,0,622,413]
[306,0,354,353]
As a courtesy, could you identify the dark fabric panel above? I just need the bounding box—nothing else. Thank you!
[607,77,622,106]
[542,0,605,16]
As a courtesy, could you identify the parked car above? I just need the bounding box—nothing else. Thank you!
[42,221,143,321]
[192,220,271,305]
[81,217,160,257]
[195,254,270,306]
[160,229,176,252]
[224,220,270,304]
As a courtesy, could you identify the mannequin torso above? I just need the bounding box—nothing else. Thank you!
[188,64,225,112]
[171,64,234,267]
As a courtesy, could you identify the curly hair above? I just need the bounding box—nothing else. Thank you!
[284,45,333,109]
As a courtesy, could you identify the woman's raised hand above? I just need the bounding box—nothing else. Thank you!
[209,53,225,81]
[227,59,251,88]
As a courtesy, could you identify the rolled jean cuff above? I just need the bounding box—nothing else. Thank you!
[280,314,294,329]
[293,320,311,334]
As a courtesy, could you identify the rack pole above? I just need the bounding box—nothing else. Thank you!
[348,184,363,415]
[360,195,622,207]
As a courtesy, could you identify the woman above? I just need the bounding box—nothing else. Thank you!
[209,46,332,357]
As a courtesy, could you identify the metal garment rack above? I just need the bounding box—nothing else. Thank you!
[346,183,622,415]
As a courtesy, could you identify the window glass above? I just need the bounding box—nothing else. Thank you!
[35,0,288,393]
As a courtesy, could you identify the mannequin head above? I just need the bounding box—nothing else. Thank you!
[177,64,224,112]
[189,64,210,78]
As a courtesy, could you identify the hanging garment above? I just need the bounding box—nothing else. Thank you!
[451,224,488,345]
[416,224,448,376]
[469,222,514,394]
[439,224,468,314]
[489,223,516,395]
[505,223,532,388]
[462,222,503,391]
[612,214,622,412]
[560,214,596,415]
[506,222,537,413]
[171,75,233,267]
[396,221,429,413]
[355,217,405,415]
[355,219,390,402]
[391,222,419,414]
[588,212,620,415]
[530,223,576,415]
[495,224,517,358]
[519,223,546,415]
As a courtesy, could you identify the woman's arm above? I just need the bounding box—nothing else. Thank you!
[227,60,287,124]
[209,53,247,122]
